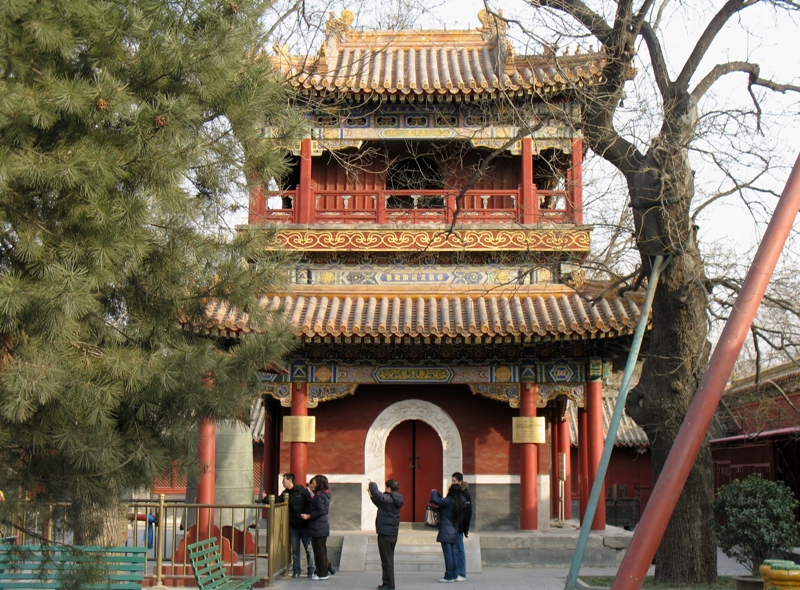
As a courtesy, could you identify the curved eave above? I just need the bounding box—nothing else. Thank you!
[182,292,645,343]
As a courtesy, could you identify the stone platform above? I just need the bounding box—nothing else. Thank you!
[332,521,632,572]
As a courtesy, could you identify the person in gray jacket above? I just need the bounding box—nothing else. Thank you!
[368,479,404,590]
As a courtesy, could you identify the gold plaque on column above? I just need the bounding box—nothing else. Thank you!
[512,416,545,444]
[283,416,316,443]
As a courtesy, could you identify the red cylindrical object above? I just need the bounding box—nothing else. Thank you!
[586,380,605,530]
[613,152,800,590]
[558,412,573,520]
[290,383,309,486]
[578,407,589,522]
[196,417,216,539]
[520,384,539,529]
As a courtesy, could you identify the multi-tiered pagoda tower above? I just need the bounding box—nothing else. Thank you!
[206,10,649,532]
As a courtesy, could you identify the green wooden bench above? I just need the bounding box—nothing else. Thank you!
[0,544,147,589]
[187,537,261,590]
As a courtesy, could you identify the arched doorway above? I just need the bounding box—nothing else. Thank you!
[385,420,443,522]
[362,399,462,530]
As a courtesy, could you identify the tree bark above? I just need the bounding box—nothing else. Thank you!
[625,134,718,583]
[70,500,128,546]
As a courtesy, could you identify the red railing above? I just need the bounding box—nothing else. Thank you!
[248,188,574,225]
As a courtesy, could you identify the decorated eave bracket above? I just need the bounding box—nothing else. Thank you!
[259,358,611,408]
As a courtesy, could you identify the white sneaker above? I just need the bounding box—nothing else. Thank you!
[310,574,320,580]
[456,576,467,582]
[439,578,455,583]
[316,575,329,580]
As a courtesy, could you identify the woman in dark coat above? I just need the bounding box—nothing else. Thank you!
[303,474,334,580]
[430,483,465,583]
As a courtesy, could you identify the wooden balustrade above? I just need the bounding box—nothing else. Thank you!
[249,188,575,225]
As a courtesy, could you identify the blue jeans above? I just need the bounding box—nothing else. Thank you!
[441,542,457,580]
[290,526,315,576]
[454,534,466,578]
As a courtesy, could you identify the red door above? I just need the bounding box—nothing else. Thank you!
[385,421,443,522]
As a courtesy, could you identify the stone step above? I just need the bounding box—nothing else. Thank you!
[366,543,443,554]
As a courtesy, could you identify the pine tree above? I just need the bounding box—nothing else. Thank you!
[0,0,299,544]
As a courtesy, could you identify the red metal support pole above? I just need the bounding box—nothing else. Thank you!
[578,406,589,522]
[290,383,309,487]
[520,384,539,529]
[612,152,800,590]
[587,380,605,530]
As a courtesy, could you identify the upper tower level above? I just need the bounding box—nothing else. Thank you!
[252,10,607,232]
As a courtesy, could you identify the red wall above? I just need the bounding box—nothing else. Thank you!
[726,392,800,434]
[278,384,519,476]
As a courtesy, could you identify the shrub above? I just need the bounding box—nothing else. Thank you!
[712,474,800,577]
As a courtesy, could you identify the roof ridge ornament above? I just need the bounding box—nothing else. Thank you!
[477,9,515,76]
[326,10,354,42]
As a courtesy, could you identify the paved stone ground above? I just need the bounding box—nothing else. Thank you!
[264,549,749,590]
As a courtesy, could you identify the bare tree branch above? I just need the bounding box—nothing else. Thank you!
[691,61,800,103]
[523,0,614,45]
[640,22,671,98]
[675,0,757,90]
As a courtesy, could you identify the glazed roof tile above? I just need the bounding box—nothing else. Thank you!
[275,15,607,96]
[188,291,644,341]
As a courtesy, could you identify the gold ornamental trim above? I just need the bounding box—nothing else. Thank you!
[277,229,591,252]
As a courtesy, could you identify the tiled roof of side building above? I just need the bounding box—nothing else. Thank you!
[273,10,609,96]
[183,291,645,341]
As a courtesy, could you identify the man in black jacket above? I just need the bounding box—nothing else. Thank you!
[451,472,472,581]
[368,479,404,590]
[276,473,315,578]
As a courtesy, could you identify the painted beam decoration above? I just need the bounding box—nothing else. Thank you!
[260,360,601,407]
[277,228,591,252]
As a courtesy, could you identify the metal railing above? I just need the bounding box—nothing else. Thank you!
[1,494,291,587]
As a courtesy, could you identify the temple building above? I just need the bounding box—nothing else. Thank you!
[194,10,652,533]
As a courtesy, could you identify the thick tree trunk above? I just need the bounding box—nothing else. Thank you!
[70,500,128,546]
[625,137,718,583]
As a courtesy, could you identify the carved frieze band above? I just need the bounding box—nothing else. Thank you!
[262,383,357,407]
[277,229,591,252]
[537,383,586,408]
[469,384,521,408]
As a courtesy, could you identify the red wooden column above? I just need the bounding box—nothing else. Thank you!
[290,383,309,486]
[196,417,216,539]
[297,139,314,224]
[248,179,265,225]
[550,417,559,518]
[578,406,589,522]
[557,405,573,521]
[520,137,536,224]
[587,379,606,530]
[260,398,276,498]
[520,384,539,530]
[570,137,583,224]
